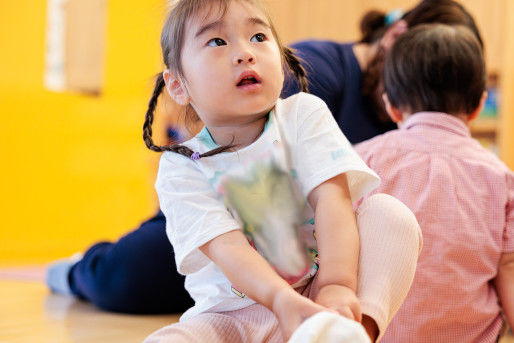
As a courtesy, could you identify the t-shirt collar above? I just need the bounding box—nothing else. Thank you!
[401,111,471,137]
[196,111,274,149]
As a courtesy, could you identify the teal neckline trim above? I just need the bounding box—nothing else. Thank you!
[264,110,273,130]
[197,126,218,150]
[196,111,273,150]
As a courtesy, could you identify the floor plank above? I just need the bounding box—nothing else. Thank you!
[0,276,179,343]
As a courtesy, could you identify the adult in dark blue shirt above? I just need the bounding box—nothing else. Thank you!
[46,0,482,314]
[282,1,481,144]
[283,40,397,144]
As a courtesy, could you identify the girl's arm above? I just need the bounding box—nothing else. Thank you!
[199,230,333,340]
[495,251,514,327]
[307,172,361,321]
[200,230,289,309]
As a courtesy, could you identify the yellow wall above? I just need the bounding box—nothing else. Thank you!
[0,0,166,264]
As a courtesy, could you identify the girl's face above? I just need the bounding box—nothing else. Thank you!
[175,1,284,128]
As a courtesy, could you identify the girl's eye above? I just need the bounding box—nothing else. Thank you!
[207,38,227,47]
[251,33,267,43]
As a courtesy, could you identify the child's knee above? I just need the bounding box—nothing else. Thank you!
[357,193,422,254]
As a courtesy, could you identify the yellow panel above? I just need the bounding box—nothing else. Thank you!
[0,0,165,262]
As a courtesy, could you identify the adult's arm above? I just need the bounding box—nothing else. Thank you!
[283,40,346,112]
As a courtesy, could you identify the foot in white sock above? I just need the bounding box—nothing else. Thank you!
[46,253,83,295]
[288,312,371,343]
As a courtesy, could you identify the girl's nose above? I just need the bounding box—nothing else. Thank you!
[233,51,256,65]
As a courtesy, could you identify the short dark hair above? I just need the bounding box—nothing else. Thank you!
[383,24,486,115]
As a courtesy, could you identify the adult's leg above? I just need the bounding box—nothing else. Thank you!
[355,194,422,341]
[69,211,193,313]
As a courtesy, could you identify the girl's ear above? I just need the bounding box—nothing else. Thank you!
[382,93,403,123]
[163,70,190,106]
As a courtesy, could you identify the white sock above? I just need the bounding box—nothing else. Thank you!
[288,311,371,343]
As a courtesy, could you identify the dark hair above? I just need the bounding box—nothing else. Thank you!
[359,0,482,46]
[359,10,389,44]
[402,0,482,48]
[383,24,486,115]
[361,0,483,124]
[142,0,309,158]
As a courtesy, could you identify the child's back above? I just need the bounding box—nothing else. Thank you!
[355,24,514,342]
[356,112,513,342]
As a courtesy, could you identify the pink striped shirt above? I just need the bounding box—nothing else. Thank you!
[355,112,514,343]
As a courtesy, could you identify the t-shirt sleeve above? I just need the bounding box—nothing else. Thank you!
[354,140,374,169]
[504,170,514,253]
[155,152,241,275]
[292,94,380,202]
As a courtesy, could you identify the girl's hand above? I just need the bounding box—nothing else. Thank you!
[314,284,362,322]
[272,287,336,341]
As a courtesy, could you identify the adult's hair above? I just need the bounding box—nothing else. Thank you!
[359,0,482,46]
[142,0,309,158]
[360,0,483,123]
[383,24,486,115]
[402,0,482,48]
[359,10,390,44]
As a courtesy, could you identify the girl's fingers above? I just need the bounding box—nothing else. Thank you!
[338,306,355,321]
[352,305,362,323]
[347,301,362,322]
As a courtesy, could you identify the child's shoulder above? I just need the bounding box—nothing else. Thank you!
[479,148,514,175]
[158,139,203,174]
[277,92,330,123]
[279,92,328,109]
[158,150,196,175]
[354,130,400,153]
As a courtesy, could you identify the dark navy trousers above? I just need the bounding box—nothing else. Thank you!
[68,211,194,314]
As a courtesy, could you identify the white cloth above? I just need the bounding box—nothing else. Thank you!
[155,92,380,321]
[288,312,371,343]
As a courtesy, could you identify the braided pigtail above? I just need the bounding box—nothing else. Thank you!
[143,73,168,152]
[142,74,195,157]
[142,73,235,159]
[283,47,309,93]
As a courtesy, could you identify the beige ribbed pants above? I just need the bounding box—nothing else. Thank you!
[145,194,422,343]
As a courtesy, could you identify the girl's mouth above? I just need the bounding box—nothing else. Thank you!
[237,76,259,86]
[236,71,262,90]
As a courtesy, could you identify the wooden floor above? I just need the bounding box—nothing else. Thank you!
[0,266,179,343]
[0,266,513,343]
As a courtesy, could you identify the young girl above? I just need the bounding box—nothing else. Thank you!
[143,0,422,341]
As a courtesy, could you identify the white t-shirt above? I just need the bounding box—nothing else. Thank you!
[155,92,380,321]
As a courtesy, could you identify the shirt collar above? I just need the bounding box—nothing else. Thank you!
[196,111,274,149]
[401,111,471,137]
